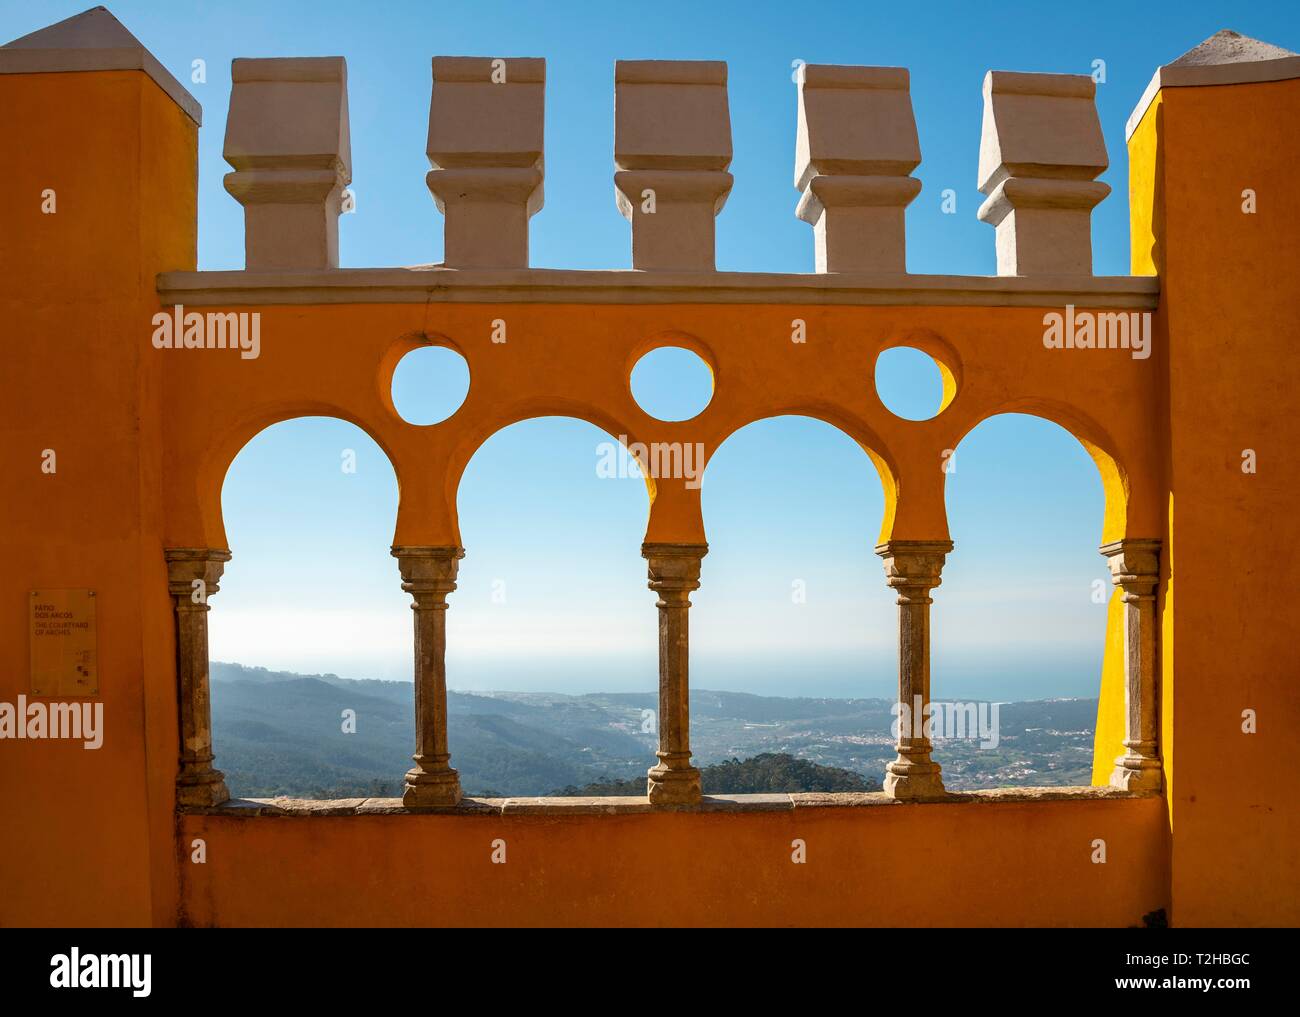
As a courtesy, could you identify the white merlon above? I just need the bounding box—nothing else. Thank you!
[794,64,921,273]
[426,56,545,269]
[223,57,351,271]
[1127,29,1300,139]
[614,60,732,271]
[977,71,1109,277]
[0,5,202,124]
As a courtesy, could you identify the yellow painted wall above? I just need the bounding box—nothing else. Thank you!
[1091,591,1126,787]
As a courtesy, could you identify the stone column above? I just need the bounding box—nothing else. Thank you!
[1101,539,1163,792]
[164,548,232,808]
[392,546,464,807]
[876,540,952,799]
[642,542,707,804]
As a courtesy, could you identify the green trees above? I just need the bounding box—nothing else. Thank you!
[553,754,880,796]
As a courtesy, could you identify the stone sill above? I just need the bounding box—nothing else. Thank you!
[157,267,1160,309]
[184,785,1154,819]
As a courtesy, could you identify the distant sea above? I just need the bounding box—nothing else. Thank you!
[240,648,1104,702]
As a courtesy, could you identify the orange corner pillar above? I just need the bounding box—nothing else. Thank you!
[1126,30,1300,926]
[0,8,202,926]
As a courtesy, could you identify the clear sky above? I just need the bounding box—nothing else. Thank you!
[8,1,1296,700]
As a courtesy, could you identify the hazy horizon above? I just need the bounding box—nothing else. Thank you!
[212,651,1102,703]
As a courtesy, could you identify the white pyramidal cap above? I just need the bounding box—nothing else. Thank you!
[426,56,546,268]
[0,5,202,124]
[1127,29,1300,139]
[1170,28,1296,66]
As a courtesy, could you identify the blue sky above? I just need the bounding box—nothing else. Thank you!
[8,1,1296,700]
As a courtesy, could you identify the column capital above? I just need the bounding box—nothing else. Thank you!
[642,541,708,594]
[392,545,464,597]
[875,539,952,595]
[164,547,232,601]
[1100,538,1161,588]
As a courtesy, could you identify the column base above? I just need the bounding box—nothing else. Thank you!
[647,764,702,806]
[882,759,946,800]
[403,768,462,808]
[177,770,230,809]
[1110,758,1162,793]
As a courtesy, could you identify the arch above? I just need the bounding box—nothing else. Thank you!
[449,414,657,796]
[945,398,1129,546]
[934,410,1113,788]
[197,404,401,550]
[209,415,408,798]
[444,403,655,539]
[694,413,899,790]
[704,407,901,546]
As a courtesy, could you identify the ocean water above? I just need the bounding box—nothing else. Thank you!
[418,648,1105,702]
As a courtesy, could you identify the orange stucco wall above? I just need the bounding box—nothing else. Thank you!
[0,59,1294,927]
[1128,80,1300,927]
[178,798,1169,927]
[152,300,1158,551]
[0,71,195,927]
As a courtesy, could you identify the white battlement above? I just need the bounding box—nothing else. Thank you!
[218,53,1113,278]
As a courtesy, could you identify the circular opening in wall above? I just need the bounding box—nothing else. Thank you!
[630,346,713,422]
[391,345,470,425]
[874,346,948,421]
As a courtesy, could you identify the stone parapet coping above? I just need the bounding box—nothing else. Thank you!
[157,267,1159,309]
[185,785,1152,818]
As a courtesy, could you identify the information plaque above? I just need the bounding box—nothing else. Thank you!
[29,589,98,696]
